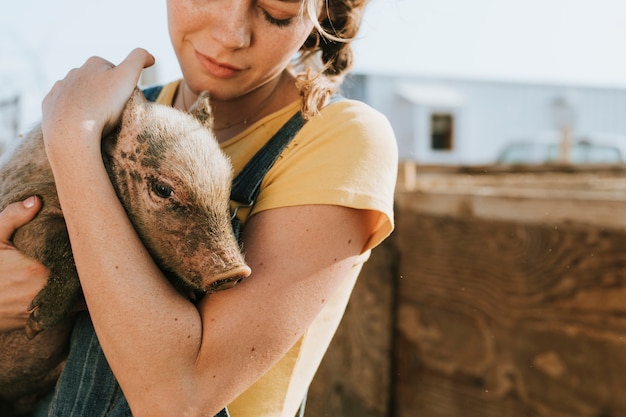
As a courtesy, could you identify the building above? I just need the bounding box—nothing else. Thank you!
[342,73,626,165]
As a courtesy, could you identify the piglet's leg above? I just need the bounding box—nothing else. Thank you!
[25,218,81,339]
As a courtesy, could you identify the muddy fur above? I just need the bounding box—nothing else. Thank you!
[0,89,248,416]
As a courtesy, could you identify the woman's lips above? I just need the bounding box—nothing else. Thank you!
[195,50,243,79]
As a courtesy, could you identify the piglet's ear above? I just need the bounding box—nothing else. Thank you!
[111,87,148,149]
[189,91,213,130]
[119,87,148,132]
[123,88,148,120]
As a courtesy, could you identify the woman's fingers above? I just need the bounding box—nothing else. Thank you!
[41,49,156,161]
[116,48,156,88]
[0,197,41,247]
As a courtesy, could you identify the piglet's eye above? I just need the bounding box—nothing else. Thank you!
[152,182,174,198]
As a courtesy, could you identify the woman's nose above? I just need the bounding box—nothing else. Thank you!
[209,1,252,50]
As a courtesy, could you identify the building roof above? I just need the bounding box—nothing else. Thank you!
[396,83,466,107]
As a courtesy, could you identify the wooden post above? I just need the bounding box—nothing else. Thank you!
[559,124,571,164]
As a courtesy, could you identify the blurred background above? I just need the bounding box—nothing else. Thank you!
[4,1,626,416]
[3,0,626,164]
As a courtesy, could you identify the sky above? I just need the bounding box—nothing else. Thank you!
[2,0,626,128]
[357,0,626,86]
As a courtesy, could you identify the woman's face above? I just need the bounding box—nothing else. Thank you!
[167,0,319,101]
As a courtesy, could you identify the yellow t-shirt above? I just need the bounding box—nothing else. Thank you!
[156,80,397,417]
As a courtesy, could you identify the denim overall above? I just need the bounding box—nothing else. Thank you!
[41,86,310,417]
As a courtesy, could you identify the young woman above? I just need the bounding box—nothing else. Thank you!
[0,1,397,416]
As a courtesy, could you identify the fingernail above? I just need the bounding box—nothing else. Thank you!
[23,196,37,208]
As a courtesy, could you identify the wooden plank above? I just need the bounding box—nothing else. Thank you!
[402,189,626,231]
[397,170,626,231]
[393,194,626,417]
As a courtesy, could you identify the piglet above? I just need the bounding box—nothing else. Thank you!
[0,89,250,416]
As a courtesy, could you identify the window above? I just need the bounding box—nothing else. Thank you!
[431,113,454,151]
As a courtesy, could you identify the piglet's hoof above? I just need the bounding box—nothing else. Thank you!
[25,310,44,340]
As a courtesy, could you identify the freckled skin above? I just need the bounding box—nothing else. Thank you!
[0,90,249,416]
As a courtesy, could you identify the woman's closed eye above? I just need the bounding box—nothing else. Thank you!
[261,9,293,27]
[257,1,301,28]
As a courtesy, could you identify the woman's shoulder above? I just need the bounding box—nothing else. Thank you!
[298,97,397,156]
[273,96,398,188]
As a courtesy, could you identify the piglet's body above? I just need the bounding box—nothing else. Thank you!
[0,89,250,416]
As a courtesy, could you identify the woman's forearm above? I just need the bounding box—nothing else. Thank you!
[49,139,212,412]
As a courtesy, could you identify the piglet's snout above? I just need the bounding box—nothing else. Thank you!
[206,263,252,292]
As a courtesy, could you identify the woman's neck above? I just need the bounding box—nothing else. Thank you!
[175,71,300,143]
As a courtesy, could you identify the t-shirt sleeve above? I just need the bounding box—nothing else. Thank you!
[251,99,398,252]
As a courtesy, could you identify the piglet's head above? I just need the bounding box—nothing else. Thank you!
[102,88,250,298]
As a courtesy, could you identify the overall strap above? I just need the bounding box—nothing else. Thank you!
[231,111,304,204]
[229,110,304,240]
[142,85,163,102]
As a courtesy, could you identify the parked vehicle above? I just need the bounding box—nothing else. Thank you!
[497,138,624,165]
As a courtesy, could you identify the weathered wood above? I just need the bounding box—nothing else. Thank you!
[394,182,626,417]
[401,171,626,230]
[307,236,397,417]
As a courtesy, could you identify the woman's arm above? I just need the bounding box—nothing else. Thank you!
[43,49,378,417]
[0,197,49,332]
[77,202,374,417]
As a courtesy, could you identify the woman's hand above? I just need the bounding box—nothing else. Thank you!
[42,48,155,169]
[0,197,49,332]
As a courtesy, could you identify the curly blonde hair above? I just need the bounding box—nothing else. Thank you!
[295,0,369,119]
